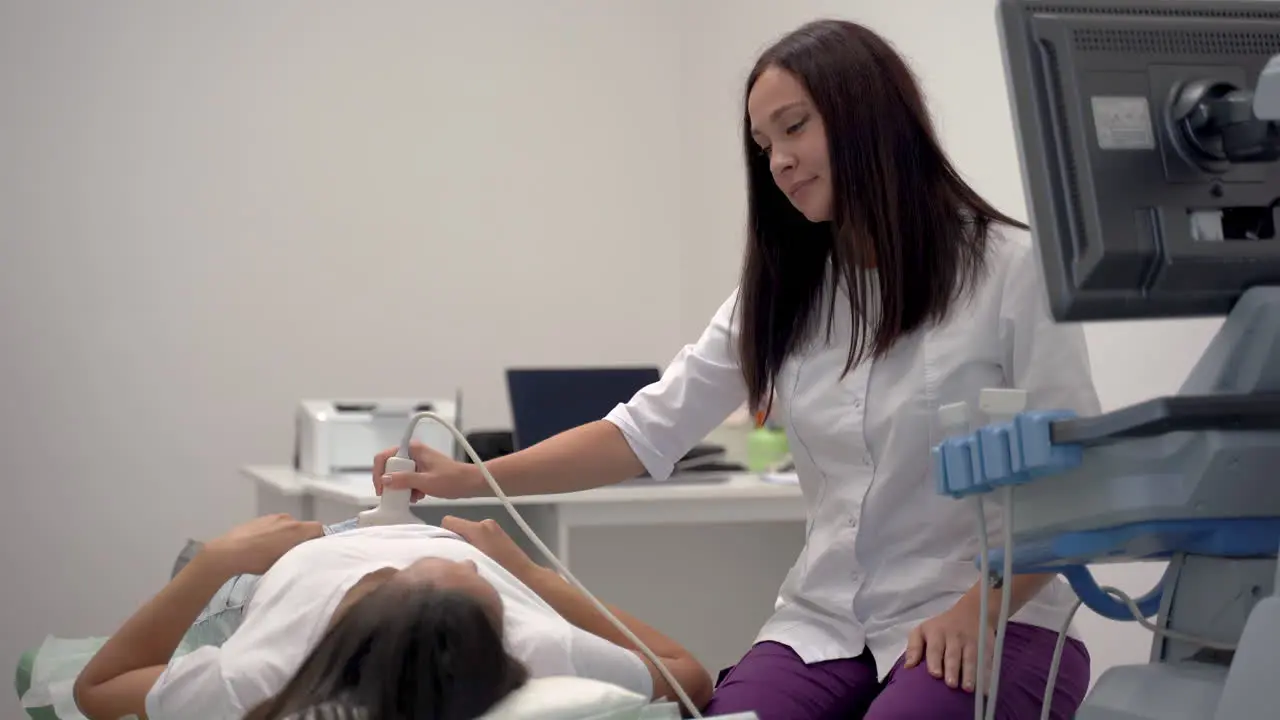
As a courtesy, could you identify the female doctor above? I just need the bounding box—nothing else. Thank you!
[375,19,1098,720]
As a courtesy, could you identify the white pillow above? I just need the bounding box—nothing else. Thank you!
[480,676,652,720]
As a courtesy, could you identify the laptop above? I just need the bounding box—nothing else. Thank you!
[504,366,734,484]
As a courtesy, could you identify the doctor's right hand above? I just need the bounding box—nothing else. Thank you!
[373,441,484,501]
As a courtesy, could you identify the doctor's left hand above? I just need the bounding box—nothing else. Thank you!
[903,596,995,694]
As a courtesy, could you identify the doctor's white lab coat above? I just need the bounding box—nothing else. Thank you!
[604,226,1100,679]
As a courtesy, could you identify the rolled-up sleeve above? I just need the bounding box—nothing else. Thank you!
[145,646,238,719]
[998,238,1102,417]
[604,291,748,480]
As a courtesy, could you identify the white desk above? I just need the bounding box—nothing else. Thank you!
[243,466,807,675]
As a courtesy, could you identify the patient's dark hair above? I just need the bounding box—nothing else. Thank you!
[244,580,528,720]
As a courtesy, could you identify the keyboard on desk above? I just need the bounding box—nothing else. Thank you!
[619,469,738,486]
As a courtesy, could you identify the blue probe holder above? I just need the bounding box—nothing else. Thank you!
[928,409,1168,621]
[931,409,1083,498]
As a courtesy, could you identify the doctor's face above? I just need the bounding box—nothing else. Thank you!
[747,66,833,223]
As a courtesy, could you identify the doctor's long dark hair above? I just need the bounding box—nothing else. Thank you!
[737,19,1027,413]
[243,580,528,720]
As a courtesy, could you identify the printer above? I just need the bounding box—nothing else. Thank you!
[294,397,460,476]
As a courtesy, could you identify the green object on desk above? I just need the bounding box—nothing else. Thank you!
[746,427,789,472]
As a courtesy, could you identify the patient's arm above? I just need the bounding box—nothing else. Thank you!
[438,516,712,711]
[73,550,237,720]
[519,565,713,712]
[74,514,323,720]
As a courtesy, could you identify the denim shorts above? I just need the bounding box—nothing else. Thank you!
[177,517,361,654]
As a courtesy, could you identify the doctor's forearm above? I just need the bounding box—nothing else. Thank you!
[483,421,645,495]
[960,572,1057,623]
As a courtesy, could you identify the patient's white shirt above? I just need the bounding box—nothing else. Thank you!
[145,525,652,719]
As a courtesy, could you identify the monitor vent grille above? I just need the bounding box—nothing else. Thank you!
[1040,5,1280,21]
[1040,40,1088,258]
[1072,28,1280,55]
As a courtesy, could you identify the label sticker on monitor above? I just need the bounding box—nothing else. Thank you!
[1091,96,1155,150]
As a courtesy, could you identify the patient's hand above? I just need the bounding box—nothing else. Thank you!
[204,513,325,575]
[441,516,541,581]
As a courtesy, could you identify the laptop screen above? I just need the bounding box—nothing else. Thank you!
[506,366,661,450]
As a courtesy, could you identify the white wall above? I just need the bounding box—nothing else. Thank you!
[0,3,684,715]
[678,0,1224,686]
[0,1,1227,716]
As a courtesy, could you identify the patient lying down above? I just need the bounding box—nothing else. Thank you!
[71,514,712,720]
